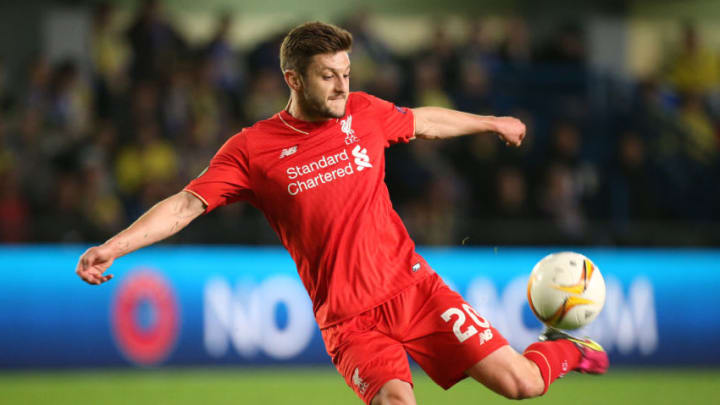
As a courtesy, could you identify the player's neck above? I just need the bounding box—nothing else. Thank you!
[286,95,329,123]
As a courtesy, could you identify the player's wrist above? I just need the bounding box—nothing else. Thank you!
[100,239,126,259]
[481,116,500,133]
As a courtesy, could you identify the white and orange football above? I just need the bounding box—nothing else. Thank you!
[527,252,606,330]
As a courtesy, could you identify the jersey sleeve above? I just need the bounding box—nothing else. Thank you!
[363,93,415,147]
[184,132,253,213]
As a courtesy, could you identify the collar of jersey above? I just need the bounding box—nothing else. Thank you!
[277,110,340,135]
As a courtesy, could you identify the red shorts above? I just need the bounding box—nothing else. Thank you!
[320,272,508,404]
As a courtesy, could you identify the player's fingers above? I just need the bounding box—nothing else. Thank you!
[76,266,90,281]
[83,269,104,285]
[81,274,98,285]
[513,133,523,147]
[77,250,99,275]
[76,257,88,275]
[86,266,113,284]
[82,273,99,285]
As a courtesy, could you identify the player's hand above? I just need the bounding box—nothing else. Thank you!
[76,245,115,285]
[493,116,526,147]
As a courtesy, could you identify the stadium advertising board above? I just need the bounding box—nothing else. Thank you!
[0,246,717,367]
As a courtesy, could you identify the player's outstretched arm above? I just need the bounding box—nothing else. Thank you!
[412,106,526,147]
[75,190,206,285]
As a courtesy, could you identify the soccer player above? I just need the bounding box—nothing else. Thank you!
[76,21,608,405]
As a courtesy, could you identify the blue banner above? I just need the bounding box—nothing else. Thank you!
[0,246,718,368]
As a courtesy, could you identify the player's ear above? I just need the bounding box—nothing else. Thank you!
[284,70,303,92]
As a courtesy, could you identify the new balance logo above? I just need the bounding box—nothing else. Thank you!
[352,145,372,171]
[341,115,358,145]
[352,368,369,395]
[478,329,493,345]
[279,145,298,158]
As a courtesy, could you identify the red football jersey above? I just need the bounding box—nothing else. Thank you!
[184,92,432,328]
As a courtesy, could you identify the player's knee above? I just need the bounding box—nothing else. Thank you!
[468,346,546,400]
[497,375,544,400]
[472,350,545,400]
[371,391,414,405]
[500,361,545,400]
[370,380,415,405]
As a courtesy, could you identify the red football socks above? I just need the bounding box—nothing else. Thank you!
[523,340,581,394]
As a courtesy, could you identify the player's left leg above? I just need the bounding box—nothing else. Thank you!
[370,379,415,405]
[320,308,417,405]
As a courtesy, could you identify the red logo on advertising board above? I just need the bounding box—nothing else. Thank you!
[110,269,180,366]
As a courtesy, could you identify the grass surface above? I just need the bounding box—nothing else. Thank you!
[1,367,718,404]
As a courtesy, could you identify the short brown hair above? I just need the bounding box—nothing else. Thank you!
[280,21,353,76]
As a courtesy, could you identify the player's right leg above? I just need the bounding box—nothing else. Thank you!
[466,328,609,399]
[393,272,608,399]
[465,345,545,399]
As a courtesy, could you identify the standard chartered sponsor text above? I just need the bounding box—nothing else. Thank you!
[286,149,360,195]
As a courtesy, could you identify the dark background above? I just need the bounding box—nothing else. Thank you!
[1,0,718,247]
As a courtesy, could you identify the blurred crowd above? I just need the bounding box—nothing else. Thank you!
[0,1,718,246]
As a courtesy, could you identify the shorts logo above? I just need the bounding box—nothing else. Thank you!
[352,367,369,395]
[280,145,298,159]
[478,329,493,345]
[352,145,372,171]
[341,115,358,145]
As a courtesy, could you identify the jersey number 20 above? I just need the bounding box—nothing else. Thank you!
[440,304,490,343]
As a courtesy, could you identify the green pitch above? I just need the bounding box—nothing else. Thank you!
[1,367,718,404]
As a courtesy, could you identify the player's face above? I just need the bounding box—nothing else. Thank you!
[299,52,351,119]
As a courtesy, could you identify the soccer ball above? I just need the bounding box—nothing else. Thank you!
[527,252,606,330]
